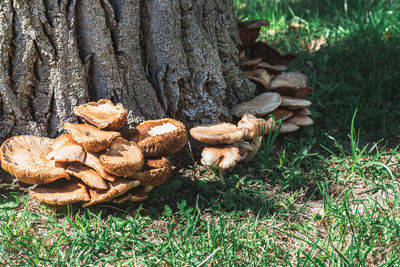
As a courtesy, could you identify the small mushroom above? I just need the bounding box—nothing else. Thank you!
[297,108,311,116]
[31,179,90,205]
[271,109,295,121]
[237,114,274,162]
[275,121,300,134]
[280,96,312,110]
[113,187,148,203]
[63,123,121,153]
[66,164,108,190]
[258,61,287,73]
[82,178,140,207]
[99,138,144,177]
[268,72,313,98]
[46,134,86,164]
[287,114,314,127]
[73,99,127,130]
[239,57,262,70]
[0,135,69,184]
[190,122,243,145]
[245,69,272,89]
[136,118,188,157]
[230,92,281,118]
[249,41,297,66]
[83,152,116,182]
[238,19,269,51]
[132,157,172,187]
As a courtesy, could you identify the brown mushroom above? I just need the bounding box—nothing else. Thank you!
[31,179,90,205]
[66,164,108,190]
[230,92,281,118]
[83,152,116,182]
[136,118,188,157]
[0,135,69,184]
[46,134,86,163]
[268,72,313,98]
[287,114,314,127]
[258,61,287,73]
[132,157,172,187]
[113,187,149,203]
[99,138,144,177]
[271,109,295,121]
[238,19,269,51]
[275,121,300,134]
[63,123,121,152]
[297,108,311,116]
[73,99,127,130]
[82,178,140,207]
[245,69,272,89]
[190,123,243,145]
[280,96,312,110]
[239,57,262,70]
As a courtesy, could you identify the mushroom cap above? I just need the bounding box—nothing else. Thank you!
[276,121,300,134]
[258,61,287,73]
[238,20,269,51]
[112,187,148,203]
[63,123,121,153]
[249,41,297,66]
[136,118,188,157]
[280,96,312,110]
[83,152,116,182]
[46,134,86,163]
[201,146,241,169]
[297,108,311,116]
[0,135,69,184]
[287,114,314,127]
[239,57,262,70]
[190,123,243,145]
[237,114,274,139]
[271,109,295,121]
[270,72,308,89]
[231,92,281,117]
[132,157,172,186]
[66,164,107,190]
[73,99,127,130]
[245,69,272,89]
[31,179,90,205]
[99,138,144,177]
[82,178,140,207]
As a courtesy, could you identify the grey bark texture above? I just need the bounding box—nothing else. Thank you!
[0,0,255,144]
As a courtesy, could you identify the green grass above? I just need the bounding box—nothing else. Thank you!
[1,0,400,265]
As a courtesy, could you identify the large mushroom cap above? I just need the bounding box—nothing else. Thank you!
[84,152,116,182]
[231,92,281,117]
[66,164,107,190]
[237,114,274,139]
[31,179,90,205]
[136,118,188,157]
[46,134,86,163]
[280,96,312,110]
[190,123,243,145]
[0,135,69,184]
[63,123,121,152]
[201,146,241,169]
[82,178,140,207]
[133,157,172,186]
[73,99,127,130]
[99,138,144,177]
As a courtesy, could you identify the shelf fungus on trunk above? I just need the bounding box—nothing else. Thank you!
[231,92,281,118]
[136,118,188,157]
[45,134,86,164]
[99,137,144,177]
[73,99,127,130]
[132,157,172,187]
[66,164,108,190]
[63,123,121,153]
[83,152,116,182]
[268,72,313,99]
[0,135,70,184]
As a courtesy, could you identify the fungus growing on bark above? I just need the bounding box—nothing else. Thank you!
[230,92,281,118]
[239,57,262,70]
[63,123,121,152]
[31,179,90,205]
[238,19,269,51]
[133,157,172,187]
[66,164,108,190]
[190,123,243,145]
[0,135,69,184]
[280,96,312,110]
[271,109,295,121]
[46,134,86,164]
[276,121,300,134]
[136,118,188,157]
[99,137,144,177]
[83,152,116,182]
[73,99,127,130]
[244,69,272,89]
[268,72,313,98]
[249,41,297,66]
[287,114,314,127]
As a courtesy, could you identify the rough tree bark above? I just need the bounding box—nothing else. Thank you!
[0,0,255,144]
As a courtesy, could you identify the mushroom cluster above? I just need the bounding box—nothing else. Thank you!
[0,100,187,206]
[189,114,274,183]
[236,19,314,134]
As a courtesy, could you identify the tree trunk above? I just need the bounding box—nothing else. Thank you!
[0,0,255,143]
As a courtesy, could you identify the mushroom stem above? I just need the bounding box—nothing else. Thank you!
[243,136,262,163]
[218,168,226,185]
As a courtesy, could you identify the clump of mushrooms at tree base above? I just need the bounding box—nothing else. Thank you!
[0,100,187,206]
